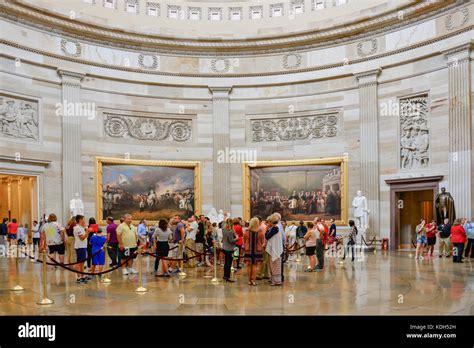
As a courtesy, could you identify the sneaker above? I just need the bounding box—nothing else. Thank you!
[129,268,138,274]
[79,278,87,284]
[76,278,82,283]
[172,268,181,274]
[304,268,313,272]
[122,268,129,275]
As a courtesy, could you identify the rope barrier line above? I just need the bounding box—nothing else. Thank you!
[20,245,107,266]
[46,251,136,276]
[361,236,378,246]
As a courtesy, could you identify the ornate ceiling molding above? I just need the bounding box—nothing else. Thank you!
[0,0,460,55]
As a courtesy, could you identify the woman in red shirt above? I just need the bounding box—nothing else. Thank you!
[425,219,437,259]
[233,218,243,270]
[7,218,19,246]
[451,219,467,263]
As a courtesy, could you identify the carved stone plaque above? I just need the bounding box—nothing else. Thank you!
[103,113,192,142]
[0,94,39,142]
[399,94,429,170]
[251,113,338,142]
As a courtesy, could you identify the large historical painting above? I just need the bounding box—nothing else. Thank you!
[243,158,348,224]
[96,157,200,223]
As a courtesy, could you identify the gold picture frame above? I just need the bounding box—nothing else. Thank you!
[242,156,348,226]
[95,156,201,225]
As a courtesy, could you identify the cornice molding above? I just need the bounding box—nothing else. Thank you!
[0,0,460,54]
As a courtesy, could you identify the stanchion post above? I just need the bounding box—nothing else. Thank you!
[100,244,111,284]
[11,244,25,292]
[178,242,187,278]
[211,242,219,284]
[135,246,148,293]
[36,250,54,305]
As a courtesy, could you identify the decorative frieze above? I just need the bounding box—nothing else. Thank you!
[251,114,338,142]
[0,94,39,142]
[357,38,377,57]
[211,59,230,73]
[445,7,470,31]
[103,114,192,142]
[399,94,430,170]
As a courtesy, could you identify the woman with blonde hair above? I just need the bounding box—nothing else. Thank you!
[64,216,77,264]
[243,217,265,285]
[222,217,237,282]
[265,214,283,286]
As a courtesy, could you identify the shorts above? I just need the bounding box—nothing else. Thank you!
[120,247,137,260]
[416,236,427,245]
[427,237,436,246]
[195,242,204,254]
[8,234,17,240]
[92,250,105,266]
[48,243,65,255]
[169,243,180,259]
[76,248,87,262]
[306,246,316,256]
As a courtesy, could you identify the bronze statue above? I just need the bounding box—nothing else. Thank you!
[435,187,456,224]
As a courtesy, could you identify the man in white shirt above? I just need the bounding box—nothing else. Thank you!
[73,215,90,284]
[185,216,198,268]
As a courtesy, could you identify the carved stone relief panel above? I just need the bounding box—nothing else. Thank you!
[103,113,192,142]
[399,94,429,170]
[0,93,39,142]
[251,113,338,142]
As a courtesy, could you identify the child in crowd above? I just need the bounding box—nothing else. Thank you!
[73,215,90,284]
[90,227,107,276]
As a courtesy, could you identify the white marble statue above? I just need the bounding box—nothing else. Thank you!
[207,207,219,224]
[217,209,225,223]
[69,193,84,217]
[352,190,369,230]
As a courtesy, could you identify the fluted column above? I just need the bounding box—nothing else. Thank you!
[354,69,381,235]
[210,86,232,212]
[445,44,472,220]
[58,69,84,222]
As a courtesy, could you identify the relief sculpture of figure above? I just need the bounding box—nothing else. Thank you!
[435,187,456,225]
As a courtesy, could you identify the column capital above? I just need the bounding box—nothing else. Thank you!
[443,41,472,65]
[354,68,382,87]
[57,69,85,87]
[209,86,233,99]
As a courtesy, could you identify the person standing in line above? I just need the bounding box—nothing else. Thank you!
[328,218,337,254]
[256,216,270,280]
[195,215,206,267]
[39,214,65,266]
[204,222,215,268]
[31,220,40,254]
[137,219,148,252]
[169,215,185,275]
[0,218,7,246]
[153,219,172,277]
[86,218,99,270]
[64,217,76,264]
[117,213,138,276]
[105,217,119,267]
[243,217,265,285]
[286,222,297,262]
[90,227,106,276]
[414,219,426,260]
[425,219,437,259]
[185,215,198,268]
[303,221,317,272]
[463,220,474,258]
[73,215,90,284]
[437,218,452,258]
[265,214,283,286]
[7,218,18,246]
[233,218,244,270]
[451,219,467,263]
[314,218,325,272]
[296,221,308,256]
[222,218,236,282]
[343,220,357,262]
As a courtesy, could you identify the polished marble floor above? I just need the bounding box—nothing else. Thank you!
[1,250,473,315]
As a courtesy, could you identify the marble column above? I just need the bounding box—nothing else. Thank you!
[58,69,84,223]
[444,44,472,220]
[354,69,381,236]
[209,86,232,213]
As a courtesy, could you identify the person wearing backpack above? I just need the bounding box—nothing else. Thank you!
[0,218,8,246]
[343,220,357,262]
[463,220,474,258]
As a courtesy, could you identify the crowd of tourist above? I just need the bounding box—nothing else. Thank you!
[0,211,472,286]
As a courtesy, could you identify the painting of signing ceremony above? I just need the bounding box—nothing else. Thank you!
[249,164,342,221]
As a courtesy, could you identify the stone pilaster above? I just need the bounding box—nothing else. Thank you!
[354,68,381,236]
[58,69,84,222]
[209,86,232,213]
[444,44,472,220]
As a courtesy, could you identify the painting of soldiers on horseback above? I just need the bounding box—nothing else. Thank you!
[96,158,199,222]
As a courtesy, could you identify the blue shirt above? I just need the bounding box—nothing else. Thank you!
[137,223,147,237]
[172,222,184,243]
